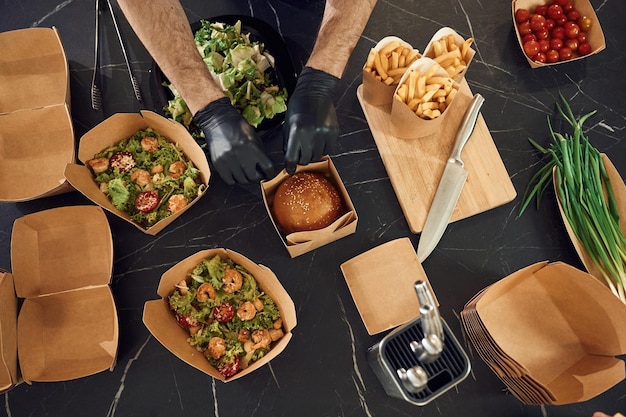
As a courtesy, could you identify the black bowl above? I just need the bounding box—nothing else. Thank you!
[150,15,297,138]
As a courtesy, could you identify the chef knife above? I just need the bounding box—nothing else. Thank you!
[416,93,485,262]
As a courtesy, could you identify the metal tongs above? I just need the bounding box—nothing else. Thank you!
[91,0,142,110]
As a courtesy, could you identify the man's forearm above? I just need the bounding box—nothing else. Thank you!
[306,0,377,79]
[118,0,224,114]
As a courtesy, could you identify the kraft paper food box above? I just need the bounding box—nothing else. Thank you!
[512,0,605,68]
[64,110,211,236]
[423,27,475,82]
[261,156,358,258]
[0,206,118,392]
[0,27,75,202]
[142,248,297,382]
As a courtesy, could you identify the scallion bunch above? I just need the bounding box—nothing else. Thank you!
[518,95,626,303]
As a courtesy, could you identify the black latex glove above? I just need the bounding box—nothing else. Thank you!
[195,97,274,185]
[283,66,340,174]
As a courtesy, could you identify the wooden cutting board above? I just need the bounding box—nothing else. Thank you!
[357,79,517,233]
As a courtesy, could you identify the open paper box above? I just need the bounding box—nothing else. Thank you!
[463,261,626,405]
[0,206,118,392]
[64,110,211,236]
[143,248,297,382]
[0,27,75,201]
[512,0,605,68]
[261,156,358,258]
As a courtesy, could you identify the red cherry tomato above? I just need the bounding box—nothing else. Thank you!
[578,42,592,56]
[549,37,564,50]
[518,21,532,36]
[109,151,136,173]
[551,26,566,39]
[545,18,556,31]
[559,46,573,61]
[213,302,235,322]
[565,38,579,52]
[523,40,540,58]
[523,33,537,43]
[577,32,588,44]
[538,39,550,53]
[175,313,198,329]
[562,2,574,13]
[535,28,550,40]
[515,8,531,23]
[563,21,580,38]
[578,16,593,31]
[535,5,548,16]
[533,52,547,64]
[546,49,560,63]
[134,191,159,213]
[555,14,568,26]
[547,4,563,20]
[554,0,568,6]
[529,14,547,31]
[567,9,581,22]
[217,356,241,377]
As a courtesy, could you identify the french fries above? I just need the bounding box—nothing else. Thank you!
[394,63,458,120]
[364,40,421,86]
[429,34,474,79]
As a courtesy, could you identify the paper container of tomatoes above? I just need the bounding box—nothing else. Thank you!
[64,111,211,236]
[512,0,605,68]
[142,248,297,382]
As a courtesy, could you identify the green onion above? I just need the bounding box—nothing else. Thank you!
[518,94,626,303]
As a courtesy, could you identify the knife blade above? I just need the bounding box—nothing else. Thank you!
[416,93,485,262]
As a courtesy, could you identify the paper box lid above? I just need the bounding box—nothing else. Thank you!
[11,206,113,298]
[0,27,69,114]
[0,271,19,392]
[261,156,358,258]
[143,248,297,382]
[65,110,211,236]
[0,104,75,202]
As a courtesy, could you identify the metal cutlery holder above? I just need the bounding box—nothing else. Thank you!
[367,315,471,406]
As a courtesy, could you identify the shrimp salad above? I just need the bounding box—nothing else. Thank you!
[168,255,284,377]
[87,128,204,228]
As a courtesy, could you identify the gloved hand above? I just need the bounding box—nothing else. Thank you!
[283,66,340,174]
[195,97,275,185]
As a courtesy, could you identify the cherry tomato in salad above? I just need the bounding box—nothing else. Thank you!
[175,313,198,329]
[134,191,159,213]
[213,302,235,322]
[217,356,241,377]
[109,151,136,172]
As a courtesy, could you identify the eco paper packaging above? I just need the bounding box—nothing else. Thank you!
[390,57,468,139]
[512,0,605,68]
[64,110,211,236]
[143,248,297,382]
[423,27,475,82]
[261,156,358,258]
[461,261,626,405]
[340,238,439,335]
[362,36,420,106]
[0,27,75,201]
[0,206,118,391]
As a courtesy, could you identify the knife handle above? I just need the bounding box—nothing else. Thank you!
[449,93,485,165]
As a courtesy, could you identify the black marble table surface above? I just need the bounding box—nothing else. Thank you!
[1,0,625,416]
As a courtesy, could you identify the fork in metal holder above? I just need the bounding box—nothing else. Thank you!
[91,0,142,110]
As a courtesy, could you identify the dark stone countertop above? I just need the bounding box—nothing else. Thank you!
[1,0,625,416]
